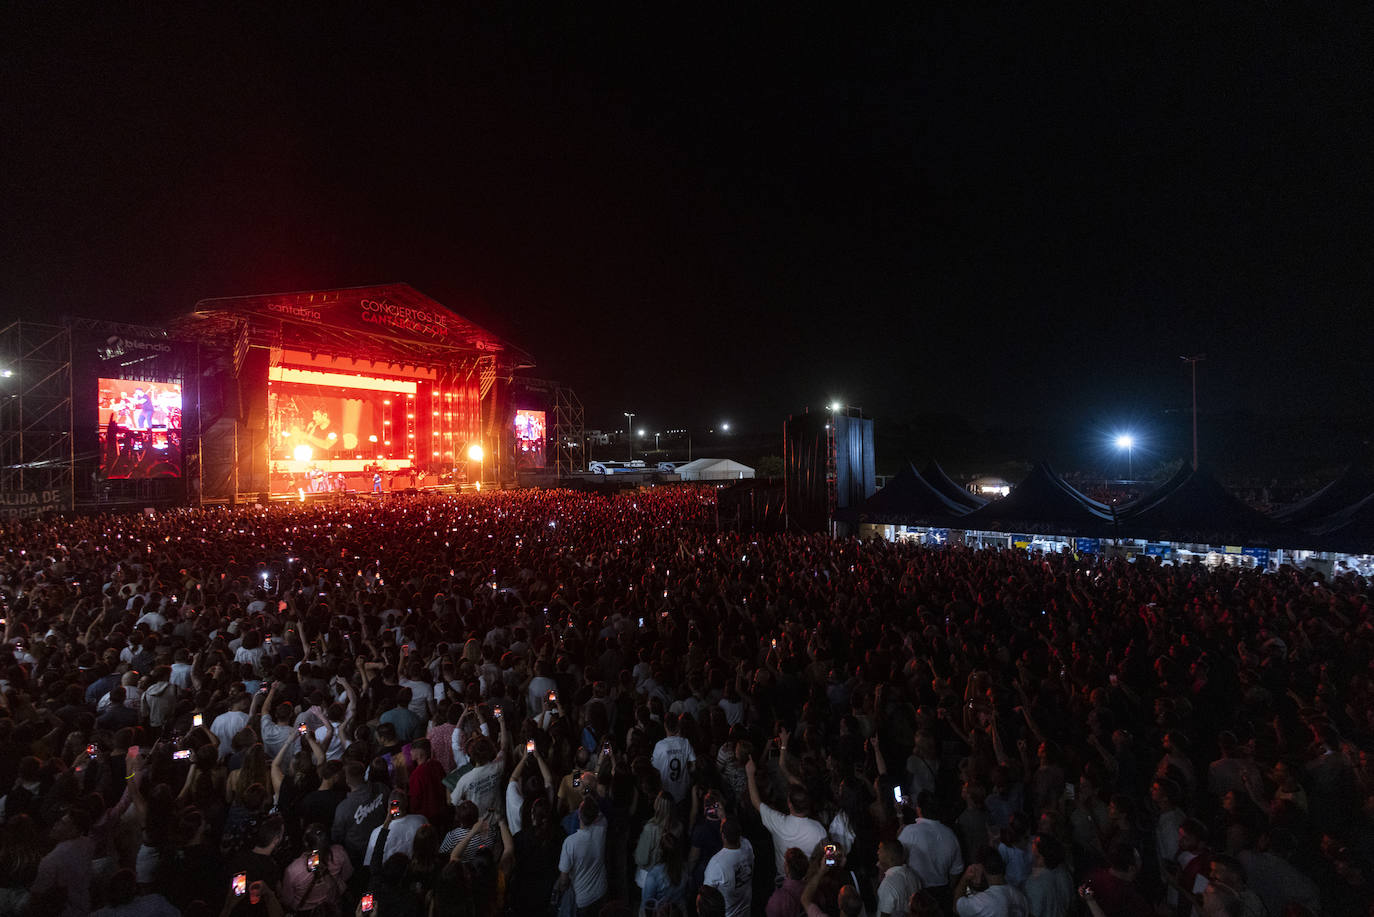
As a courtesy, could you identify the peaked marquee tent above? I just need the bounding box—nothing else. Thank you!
[676,458,755,481]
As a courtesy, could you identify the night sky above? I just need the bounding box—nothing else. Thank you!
[4,5,1372,456]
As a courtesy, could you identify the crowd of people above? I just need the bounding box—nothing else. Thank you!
[1,485,1372,917]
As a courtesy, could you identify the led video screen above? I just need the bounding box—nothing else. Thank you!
[514,409,546,469]
[269,386,378,461]
[98,378,183,479]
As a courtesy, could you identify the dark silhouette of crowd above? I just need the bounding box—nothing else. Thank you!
[1,486,1371,917]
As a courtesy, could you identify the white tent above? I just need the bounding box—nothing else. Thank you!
[675,458,755,481]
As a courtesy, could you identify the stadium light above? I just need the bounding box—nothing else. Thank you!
[1114,433,1135,480]
[830,401,841,412]
[293,444,313,462]
[466,443,484,462]
[721,422,730,432]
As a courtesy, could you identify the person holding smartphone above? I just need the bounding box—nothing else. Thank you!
[280,823,352,915]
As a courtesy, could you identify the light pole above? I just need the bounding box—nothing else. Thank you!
[623,412,635,461]
[1114,434,1135,481]
[654,432,660,452]
[1181,355,1205,470]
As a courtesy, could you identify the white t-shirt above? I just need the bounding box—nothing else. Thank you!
[527,676,557,716]
[559,819,608,907]
[505,781,525,836]
[210,710,249,759]
[363,814,429,866]
[398,678,434,720]
[313,721,348,760]
[877,864,924,917]
[758,804,827,878]
[704,840,755,917]
[651,735,696,802]
[897,818,964,888]
[828,811,855,853]
[169,662,195,691]
[451,759,504,814]
[955,884,1030,917]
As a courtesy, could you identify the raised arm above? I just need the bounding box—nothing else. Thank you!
[743,756,762,812]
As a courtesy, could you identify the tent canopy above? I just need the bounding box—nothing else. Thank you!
[958,462,1115,536]
[676,458,755,481]
[1273,465,1374,526]
[921,461,987,510]
[1121,466,1291,545]
[856,463,972,526]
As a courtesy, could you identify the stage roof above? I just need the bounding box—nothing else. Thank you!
[176,283,535,369]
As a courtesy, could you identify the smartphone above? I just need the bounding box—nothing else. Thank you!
[192,713,203,728]
[824,844,838,867]
[892,785,903,804]
[360,893,375,913]
[232,873,247,897]
[526,739,536,755]
[86,744,98,757]
[771,638,777,649]
[638,617,644,628]
[548,690,557,702]
[307,851,320,872]
[173,749,192,761]
[1064,783,1076,800]
[298,724,309,736]
[389,803,401,817]
[493,705,502,719]
[572,776,581,788]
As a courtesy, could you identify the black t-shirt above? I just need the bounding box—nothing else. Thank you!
[299,785,349,841]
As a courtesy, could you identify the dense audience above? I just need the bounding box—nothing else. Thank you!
[1,486,1372,917]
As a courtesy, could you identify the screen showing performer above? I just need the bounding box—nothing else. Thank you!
[269,387,372,460]
[98,378,183,479]
[514,409,546,469]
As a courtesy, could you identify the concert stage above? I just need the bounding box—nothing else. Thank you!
[0,284,584,515]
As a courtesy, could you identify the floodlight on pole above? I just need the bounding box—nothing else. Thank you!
[1114,434,1135,481]
[1181,354,1205,470]
[623,412,635,461]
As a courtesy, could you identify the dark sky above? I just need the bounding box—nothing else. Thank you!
[4,4,1372,441]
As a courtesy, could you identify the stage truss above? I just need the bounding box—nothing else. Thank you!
[0,321,74,511]
[554,385,585,476]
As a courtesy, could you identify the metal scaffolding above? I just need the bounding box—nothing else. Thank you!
[553,385,585,476]
[0,321,74,511]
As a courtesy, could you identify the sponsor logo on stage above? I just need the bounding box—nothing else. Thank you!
[98,336,173,360]
[359,297,450,340]
[266,302,324,321]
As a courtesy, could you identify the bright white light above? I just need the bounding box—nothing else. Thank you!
[830,402,841,411]
[722,422,731,432]
[293,444,313,462]
[466,443,484,462]
[638,429,646,436]
[1115,434,1134,450]
[0,370,12,378]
